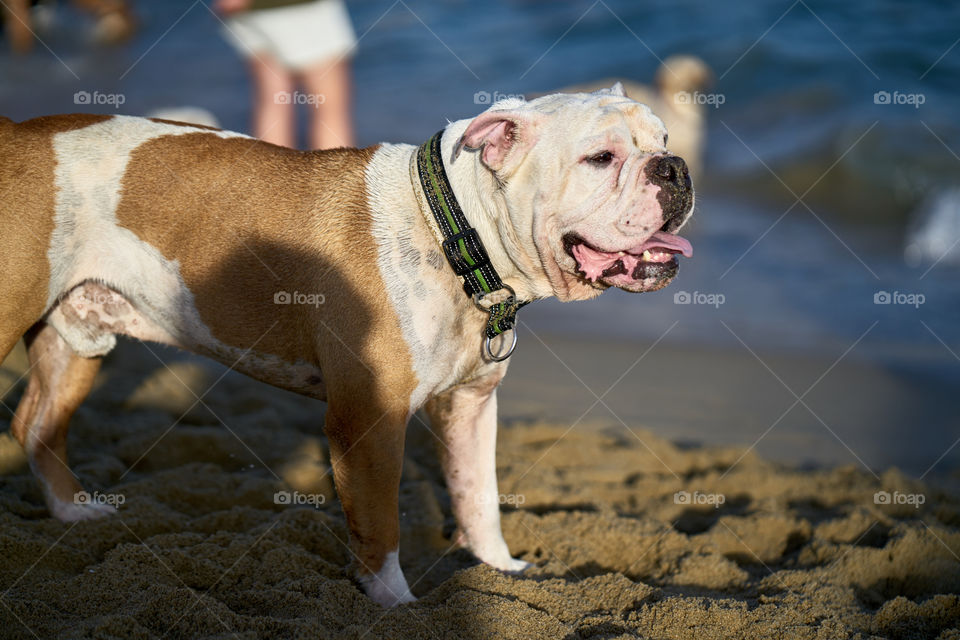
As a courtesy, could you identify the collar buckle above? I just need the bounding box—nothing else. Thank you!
[441,228,490,277]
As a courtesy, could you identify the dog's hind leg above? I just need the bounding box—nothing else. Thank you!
[10,322,110,521]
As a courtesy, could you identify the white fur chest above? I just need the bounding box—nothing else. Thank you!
[365,144,503,414]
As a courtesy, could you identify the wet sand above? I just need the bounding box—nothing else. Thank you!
[1,339,958,639]
[499,328,960,476]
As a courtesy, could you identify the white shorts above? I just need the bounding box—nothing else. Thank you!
[223,0,357,71]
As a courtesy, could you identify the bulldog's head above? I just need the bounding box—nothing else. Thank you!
[454,84,694,301]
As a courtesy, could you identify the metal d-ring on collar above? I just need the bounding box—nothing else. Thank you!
[473,284,519,362]
[415,131,528,361]
[485,329,518,362]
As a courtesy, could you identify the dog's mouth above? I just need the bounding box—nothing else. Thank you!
[562,231,693,292]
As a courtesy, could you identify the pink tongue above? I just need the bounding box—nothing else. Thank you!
[637,231,693,258]
[571,232,693,282]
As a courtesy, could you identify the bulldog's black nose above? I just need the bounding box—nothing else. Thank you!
[645,154,693,232]
[648,154,689,189]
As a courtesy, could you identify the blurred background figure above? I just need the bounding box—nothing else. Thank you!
[2,0,135,53]
[905,187,960,267]
[560,55,713,179]
[215,0,356,149]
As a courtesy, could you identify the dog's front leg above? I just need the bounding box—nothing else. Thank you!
[426,376,531,572]
[324,400,415,607]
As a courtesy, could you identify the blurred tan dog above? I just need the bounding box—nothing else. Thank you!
[560,55,713,178]
[3,0,135,53]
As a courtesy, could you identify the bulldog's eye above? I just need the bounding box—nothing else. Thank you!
[587,151,614,166]
[663,134,668,145]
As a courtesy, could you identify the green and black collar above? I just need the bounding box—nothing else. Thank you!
[415,131,528,361]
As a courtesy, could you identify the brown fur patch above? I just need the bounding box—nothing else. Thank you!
[114,135,407,377]
[114,132,419,572]
[0,114,113,359]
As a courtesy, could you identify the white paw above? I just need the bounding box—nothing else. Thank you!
[500,557,533,573]
[359,550,416,607]
[467,535,532,573]
[364,583,416,607]
[485,556,532,573]
[50,498,117,522]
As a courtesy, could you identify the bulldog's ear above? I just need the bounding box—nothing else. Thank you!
[454,111,539,173]
[593,82,626,97]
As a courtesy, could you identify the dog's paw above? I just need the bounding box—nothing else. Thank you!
[367,585,417,608]
[50,497,117,522]
[487,556,533,574]
[358,550,416,607]
[361,576,416,607]
[500,558,533,573]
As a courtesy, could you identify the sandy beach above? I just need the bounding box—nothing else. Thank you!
[2,339,958,639]
[1,0,959,636]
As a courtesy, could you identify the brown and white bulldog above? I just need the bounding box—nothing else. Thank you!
[0,84,694,607]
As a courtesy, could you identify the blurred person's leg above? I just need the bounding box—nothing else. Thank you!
[251,54,295,148]
[3,0,34,54]
[302,57,354,149]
